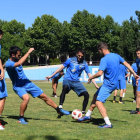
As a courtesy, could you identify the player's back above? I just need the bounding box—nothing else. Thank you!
[102,53,124,89]
[5,59,30,87]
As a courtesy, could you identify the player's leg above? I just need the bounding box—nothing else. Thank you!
[119,89,124,103]
[132,77,137,103]
[113,89,118,103]
[0,97,6,116]
[59,80,70,109]
[78,94,97,122]
[79,91,89,114]
[72,81,89,114]
[52,79,58,97]
[0,80,8,129]
[133,86,137,103]
[130,80,140,114]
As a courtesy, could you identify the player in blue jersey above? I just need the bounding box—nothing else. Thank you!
[130,48,140,114]
[128,63,137,103]
[113,64,129,104]
[0,30,7,130]
[46,49,99,115]
[51,70,64,97]
[5,46,70,124]
[78,42,138,128]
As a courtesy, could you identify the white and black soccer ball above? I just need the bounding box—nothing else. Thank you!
[72,109,82,120]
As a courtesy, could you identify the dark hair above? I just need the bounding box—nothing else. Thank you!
[0,29,3,35]
[9,46,21,57]
[136,48,140,52]
[97,42,109,50]
[60,69,64,72]
[76,48,85,55]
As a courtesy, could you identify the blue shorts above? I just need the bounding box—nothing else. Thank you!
[13,82,43,98]
[116,80,126,90]
[63,80,87,96]
[132,77,136,86]
[137,80,140,91]
[0,79,8,98]
[96,85,113,103]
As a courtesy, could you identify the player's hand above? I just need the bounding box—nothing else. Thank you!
[136,80,139,86]
[95,85,99,89]
[134,74,139,81]
[45,76,51,81]
[0,74,4,80]
[28,48,34,54]
[128,79,130,83]
[88,78,92,83]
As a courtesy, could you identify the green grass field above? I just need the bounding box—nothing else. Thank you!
[0,81,139,140]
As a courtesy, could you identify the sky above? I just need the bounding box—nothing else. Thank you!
[1,0,140,29]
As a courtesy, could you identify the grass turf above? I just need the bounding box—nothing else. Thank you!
[0,81,139,140]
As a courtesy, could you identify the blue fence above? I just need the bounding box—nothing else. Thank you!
[4,65,133,83]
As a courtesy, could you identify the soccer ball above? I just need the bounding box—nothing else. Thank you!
[72,109,82,120]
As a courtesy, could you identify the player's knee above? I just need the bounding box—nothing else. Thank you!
[80,91,89,100]
[62,85,69,93]
[22,94,30,103]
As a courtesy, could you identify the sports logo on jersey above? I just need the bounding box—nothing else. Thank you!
[71,68,76,72]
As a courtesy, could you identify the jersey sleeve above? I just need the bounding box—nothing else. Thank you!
[63,58,71,67]
[84,63,90,74]
[99,58,107,71]
[118,54,125,63]
[5,60,15,68]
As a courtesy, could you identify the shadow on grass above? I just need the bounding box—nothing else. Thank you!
[57,111,72,119]
[5,115,68,122]
[122,109,133,113]
[0,118,8,127]
[108,99,132,103]
[26,135,80,140]
[71,118,104,125]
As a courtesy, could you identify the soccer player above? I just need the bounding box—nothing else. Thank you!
[5,46,70,124]
[128,62,137,103]
[0,30,8,130]
[130,48,140,114]
[51,70,64,97]
[113,64,129,103]
[78,42,138,128]
[46,49,99,115]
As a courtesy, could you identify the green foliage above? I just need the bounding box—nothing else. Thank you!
[49,58,60,65]
[0,10,140,63]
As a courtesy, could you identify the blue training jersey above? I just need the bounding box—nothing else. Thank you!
[136,58,140,76]
[99,53,125,90]
[118,64,128,80]
[5,59,30,87]
[51,72,63,80]
[63,56,90,81]
[131,63,137,74]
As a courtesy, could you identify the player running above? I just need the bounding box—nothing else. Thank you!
[130,48,140,114]
[113,64,129,104]
[5,46,70,124]
[51,70,64,97]
[78,42,138,128]
[0,30,7,130]
[128,62,137,103]
[46,49,99,115]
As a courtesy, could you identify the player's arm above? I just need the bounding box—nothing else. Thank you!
[14,48,34,67]
[88,70,103,83]
[0,58,4,80]
[87,73,99,89]
[46,65,65,80]
[128,72,132,83]
[123,61,139,80]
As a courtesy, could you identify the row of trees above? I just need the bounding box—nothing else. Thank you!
[0,10,140,64]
